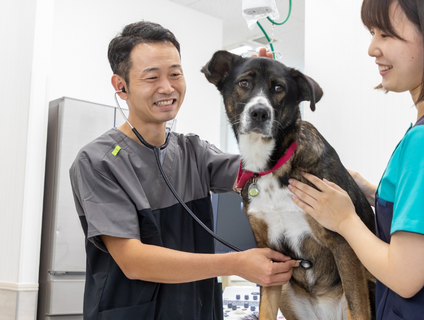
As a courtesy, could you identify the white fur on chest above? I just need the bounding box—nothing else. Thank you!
[286,284,348,320]
[239,133,275,172]
[247,175,314,257]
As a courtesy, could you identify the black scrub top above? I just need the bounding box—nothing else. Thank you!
[70,128,239,320]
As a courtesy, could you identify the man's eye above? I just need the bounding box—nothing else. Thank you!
[239,80,249,88]
[275,85,284,93]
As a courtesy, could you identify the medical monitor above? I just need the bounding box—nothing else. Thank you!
[211,193,257,254]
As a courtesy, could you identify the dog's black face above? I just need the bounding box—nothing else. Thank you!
[202,51,323,171]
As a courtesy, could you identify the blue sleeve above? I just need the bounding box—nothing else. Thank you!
[391,127,424,235]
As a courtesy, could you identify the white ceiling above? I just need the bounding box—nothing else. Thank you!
[169,0,305,69]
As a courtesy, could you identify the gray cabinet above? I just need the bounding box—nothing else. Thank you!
[38,97,127,319]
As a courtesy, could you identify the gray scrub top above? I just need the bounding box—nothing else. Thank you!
[70,128,239,320]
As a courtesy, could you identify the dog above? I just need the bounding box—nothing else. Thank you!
[202,51,376,320]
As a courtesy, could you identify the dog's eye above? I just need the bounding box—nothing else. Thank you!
[275,85,284,93]
[239,80,249,88]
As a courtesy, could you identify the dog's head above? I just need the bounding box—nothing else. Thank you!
[202,50,323,137]
[202,50,323,171]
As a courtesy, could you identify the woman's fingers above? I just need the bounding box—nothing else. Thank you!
[288,175,322,198]
[291,193,315,214]
[302,173,333,191]
[288,182,318,208]
[323,178,346,194]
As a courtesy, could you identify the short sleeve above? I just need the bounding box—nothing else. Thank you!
[391,127,424,235]
[186,134,239,193]
[70,156,141,252]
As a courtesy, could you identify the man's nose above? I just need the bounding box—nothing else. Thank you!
[158,78,174,94]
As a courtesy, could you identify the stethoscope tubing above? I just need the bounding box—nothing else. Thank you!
[114,91,242,252]
[113,92,313,269]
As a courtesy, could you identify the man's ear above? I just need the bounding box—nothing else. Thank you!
[201,50,241,91]
[291,69,323,111]
[111,74,128,100]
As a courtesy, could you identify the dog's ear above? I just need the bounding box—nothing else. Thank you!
[201,50,241,90]
[291,69,323,112]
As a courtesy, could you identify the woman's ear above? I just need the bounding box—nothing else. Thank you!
[111,74,128,99]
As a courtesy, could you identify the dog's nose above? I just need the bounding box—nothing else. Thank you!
[250,107,269,122]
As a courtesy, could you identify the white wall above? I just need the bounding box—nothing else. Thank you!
[0,0,54,286]
[0,0,223,318]
[304,0,417,185]
[49,0,223,145]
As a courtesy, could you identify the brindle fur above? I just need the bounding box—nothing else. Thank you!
[202,51,376,320]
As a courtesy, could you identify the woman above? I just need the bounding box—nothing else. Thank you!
[288,0,424,319]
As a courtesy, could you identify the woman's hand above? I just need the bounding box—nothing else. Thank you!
[288,173,357,234]
[347,169,377,206]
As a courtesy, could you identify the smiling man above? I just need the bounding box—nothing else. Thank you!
[69,21,297,320]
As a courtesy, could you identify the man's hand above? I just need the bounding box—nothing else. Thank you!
[234,248,299,287]
[102,235,298,285]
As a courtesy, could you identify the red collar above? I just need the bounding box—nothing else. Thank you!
[236,141,298,189]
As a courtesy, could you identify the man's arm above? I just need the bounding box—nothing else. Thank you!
[101,235,299,287]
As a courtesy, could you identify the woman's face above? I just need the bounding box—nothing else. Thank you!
[368,2,423,101]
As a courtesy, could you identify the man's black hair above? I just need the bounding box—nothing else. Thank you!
[108,21,181,88]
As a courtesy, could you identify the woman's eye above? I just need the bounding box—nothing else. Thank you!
[275,85,284,93]
[239,80,249,88]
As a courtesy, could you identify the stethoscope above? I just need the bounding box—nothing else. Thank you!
[114,90,313,270]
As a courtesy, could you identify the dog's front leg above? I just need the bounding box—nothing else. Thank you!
[259,285,282,320]
[332,242,372,320]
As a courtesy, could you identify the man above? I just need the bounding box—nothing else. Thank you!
[70,21,298,320]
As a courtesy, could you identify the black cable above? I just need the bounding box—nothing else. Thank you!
[152,145,242,253]
[131,127,315,269]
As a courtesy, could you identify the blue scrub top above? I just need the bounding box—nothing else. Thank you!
[377,117,424,236]
[374,115,424,320]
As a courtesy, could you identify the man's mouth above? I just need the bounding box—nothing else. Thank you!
[154,99,175,106]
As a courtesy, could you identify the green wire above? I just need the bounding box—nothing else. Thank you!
[267,0,292,25]
[255,0,292,59]
[256,21,275,59]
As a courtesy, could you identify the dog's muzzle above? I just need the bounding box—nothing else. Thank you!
[242,105,273,135]
[250,106,270,123]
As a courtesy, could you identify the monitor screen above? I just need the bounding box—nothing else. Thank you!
[211,192,257,253]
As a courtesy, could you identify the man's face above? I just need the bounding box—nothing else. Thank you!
[125,42,186,125]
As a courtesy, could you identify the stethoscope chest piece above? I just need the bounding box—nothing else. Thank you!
[298,259,313,270]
